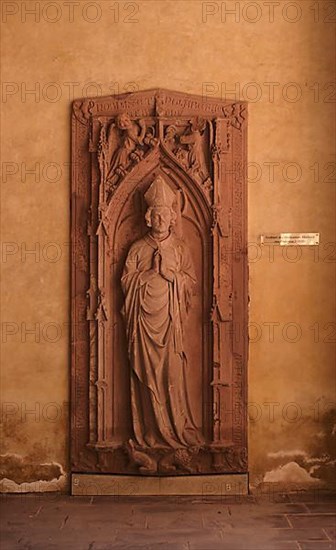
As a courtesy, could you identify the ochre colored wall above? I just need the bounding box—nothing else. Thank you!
[1,0,335,491]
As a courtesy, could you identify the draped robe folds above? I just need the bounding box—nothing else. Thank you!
[121,232,204,449]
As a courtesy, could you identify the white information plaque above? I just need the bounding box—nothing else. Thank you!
[260,233,320,246]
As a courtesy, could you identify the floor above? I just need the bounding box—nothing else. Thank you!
[1,491,335,549]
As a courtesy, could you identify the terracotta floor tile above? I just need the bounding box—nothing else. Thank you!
[288,514,336,529]
[269,528,328,541]
[298,543,335,550]
[324,527,336,540]
[306,503,336,514]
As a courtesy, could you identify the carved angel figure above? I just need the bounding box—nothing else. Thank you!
[121,175,203,450]
[164,125,189,169]
[106,113,146,186]
[164,119,211,188]
[164,125,178,153]
[179,118,211,185]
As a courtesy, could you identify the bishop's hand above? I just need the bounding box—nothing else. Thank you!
[152,249,160,273]
[139,250,160,285]
[159,252,174,282]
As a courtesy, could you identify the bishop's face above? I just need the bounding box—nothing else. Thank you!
[150,206,172,235]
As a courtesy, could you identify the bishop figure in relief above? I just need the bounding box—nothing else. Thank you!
[121,175,203,450]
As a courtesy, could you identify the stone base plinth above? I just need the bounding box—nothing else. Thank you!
[71,473,248,496]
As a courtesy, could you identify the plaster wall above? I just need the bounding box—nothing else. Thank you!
[1,0,335,492]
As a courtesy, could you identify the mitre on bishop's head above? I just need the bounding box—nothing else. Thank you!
[144,176,175,208]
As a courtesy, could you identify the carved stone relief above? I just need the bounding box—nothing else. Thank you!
[71,90,248,476]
